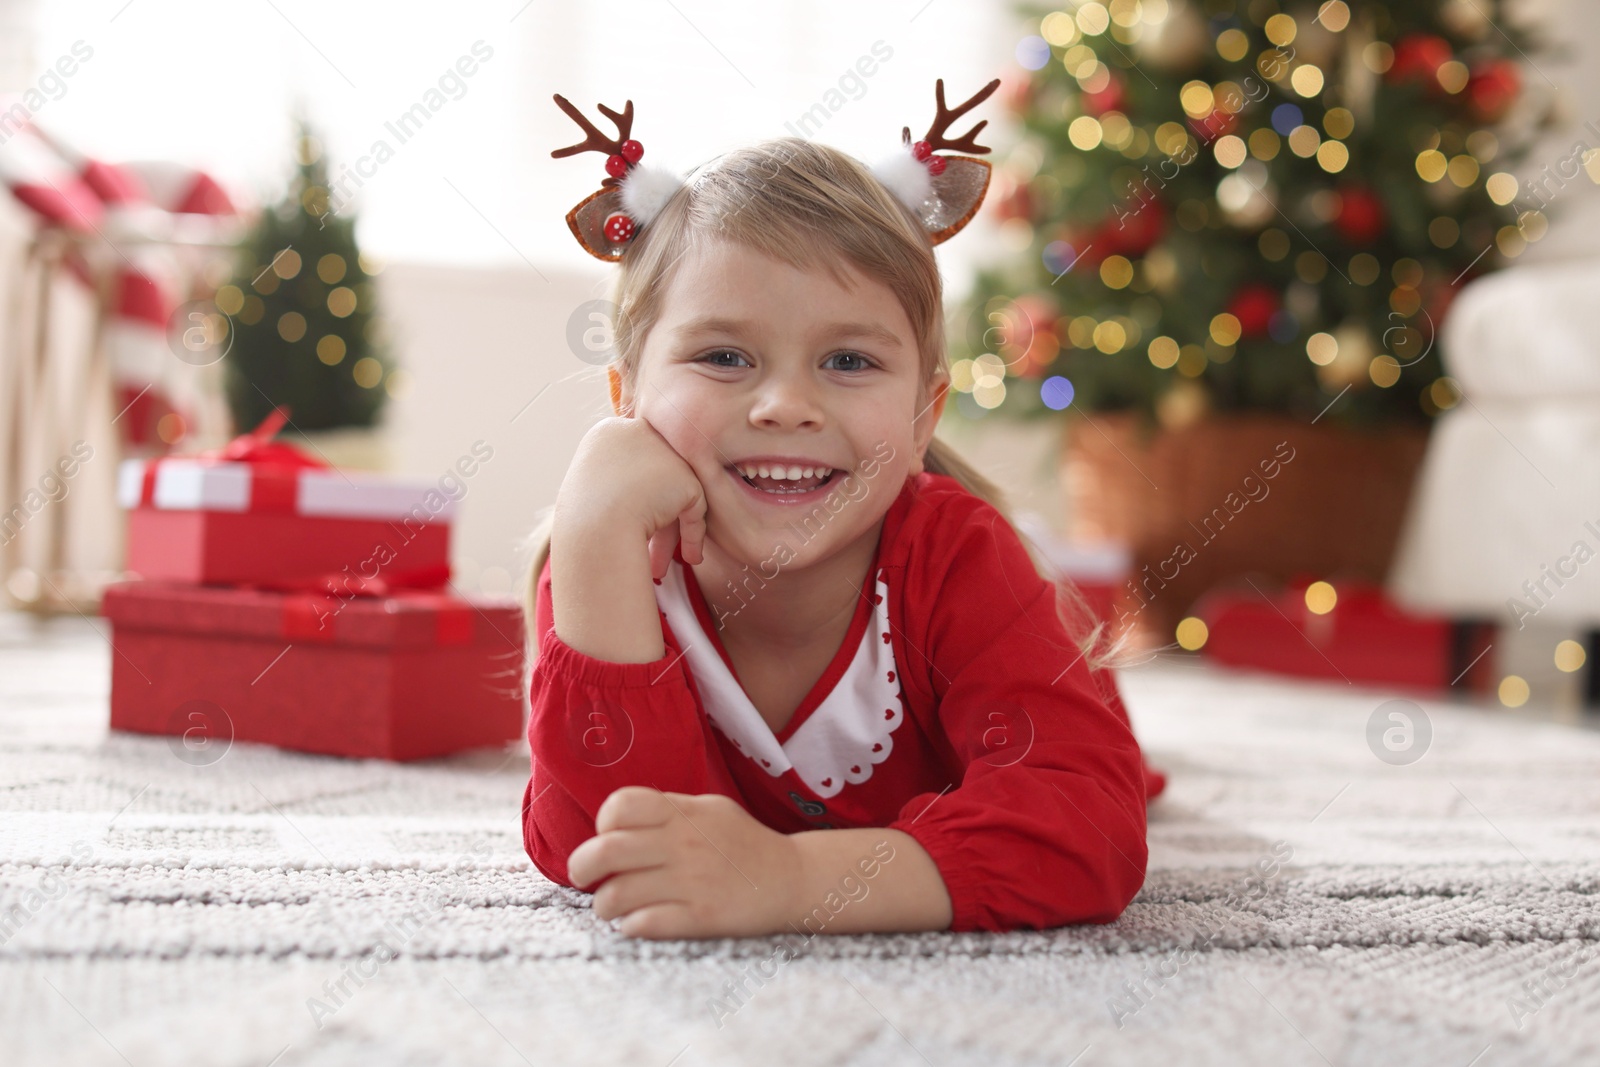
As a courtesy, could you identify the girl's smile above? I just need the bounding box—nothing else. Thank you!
[725,461,842,504]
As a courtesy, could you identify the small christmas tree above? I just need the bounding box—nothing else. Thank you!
[957,0,1553,431]
[220,119,392,433]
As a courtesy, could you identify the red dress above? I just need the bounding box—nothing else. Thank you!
[521,471,1166,933]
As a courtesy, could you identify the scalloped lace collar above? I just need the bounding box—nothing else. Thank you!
[654,560,906,799]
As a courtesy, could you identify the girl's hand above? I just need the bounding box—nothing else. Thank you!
[553,415,707,581]
[566,786,803,940]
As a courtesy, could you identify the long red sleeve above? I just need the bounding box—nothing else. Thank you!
[885,501,1150,933]
[521,555,742,887]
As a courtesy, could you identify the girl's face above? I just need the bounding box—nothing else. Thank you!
[614,236,948,572]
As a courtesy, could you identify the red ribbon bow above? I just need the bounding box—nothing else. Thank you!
[210,405,325,469]
[137,405,325,512]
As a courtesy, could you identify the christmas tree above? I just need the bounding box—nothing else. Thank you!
[219,119,392,433]
[957,0,1552,431]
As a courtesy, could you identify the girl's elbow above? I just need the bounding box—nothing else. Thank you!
[523,816,570,887]
[1102,860,1147,921]
[522,796,593,890]
[1092,833,1148,920]
[1055,830,1147,925]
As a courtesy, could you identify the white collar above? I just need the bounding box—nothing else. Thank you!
[654,558,906,799]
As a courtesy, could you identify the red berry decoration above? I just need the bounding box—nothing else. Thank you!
[1467,61,1520,123]
[1335,187,1386,245]
[1088,198,1167,261]
[1228,284,1279,339]
[1083,73,1126,117]
[911,140,933,162]
[619,139,644,163]
[1388,34,1452,85]
[926,155,947,176]
[605,154,629,178]
[604,212,635,244]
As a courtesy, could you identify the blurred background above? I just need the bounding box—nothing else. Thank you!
[2,0,1596,715]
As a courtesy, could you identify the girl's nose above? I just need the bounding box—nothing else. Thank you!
[748,368,823,429]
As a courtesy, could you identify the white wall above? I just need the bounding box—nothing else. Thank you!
[378,262,612,597]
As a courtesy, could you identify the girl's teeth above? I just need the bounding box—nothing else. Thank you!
[735,463,835,491]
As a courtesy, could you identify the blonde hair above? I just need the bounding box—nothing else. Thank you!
[519,137,1136,686]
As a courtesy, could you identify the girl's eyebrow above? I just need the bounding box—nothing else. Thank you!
[676,316,904,349]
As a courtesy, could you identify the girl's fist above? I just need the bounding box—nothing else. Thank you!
[554,415,707,579]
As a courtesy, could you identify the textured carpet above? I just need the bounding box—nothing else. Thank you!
[2,610,1598,1067]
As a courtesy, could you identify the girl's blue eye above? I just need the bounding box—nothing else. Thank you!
[827,351,875,372]
[701,349,748,368]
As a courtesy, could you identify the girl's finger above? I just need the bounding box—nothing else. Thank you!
[594,868,686,924]
[678,504,707,566]
[647,522,680,581]
[616,899,696,940]
[568,827,671,890]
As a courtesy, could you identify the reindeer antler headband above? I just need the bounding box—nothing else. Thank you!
[551,77,1003,262]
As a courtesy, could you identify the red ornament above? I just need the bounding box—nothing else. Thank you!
[926,155,947,176]
[1228,284,1279,338]
[1083,73,1126,117]
[1099,197,1167,259]
[605,154,629,178]
[911,139,933,162]
[603,213,635,244]
[1467,61,1520,123]
[1388,34,1452,84]
[620,139,644,163]
[1335,187,1386,244]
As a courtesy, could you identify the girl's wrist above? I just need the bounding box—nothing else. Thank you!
[549,505,665,664]
[552,489,651,548]
[783,828,952,936]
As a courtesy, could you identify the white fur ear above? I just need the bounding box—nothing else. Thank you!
[619,164,684,228]
[871,143,932,214]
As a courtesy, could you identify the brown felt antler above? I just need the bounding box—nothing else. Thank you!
[550,95,635,161]
[901,78,1002,154]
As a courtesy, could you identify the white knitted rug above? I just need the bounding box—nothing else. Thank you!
[2,610,1598,1067]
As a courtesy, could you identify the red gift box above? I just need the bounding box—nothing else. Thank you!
[1193,578,1493,692]
[115,408,453,588]
[101,579,526,760]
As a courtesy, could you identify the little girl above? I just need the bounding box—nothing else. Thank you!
[520,84,1165,940]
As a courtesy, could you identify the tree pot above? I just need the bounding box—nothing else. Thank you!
[1061,411,1432,642]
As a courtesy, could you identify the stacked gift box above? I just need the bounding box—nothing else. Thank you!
[100,409,525,761]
